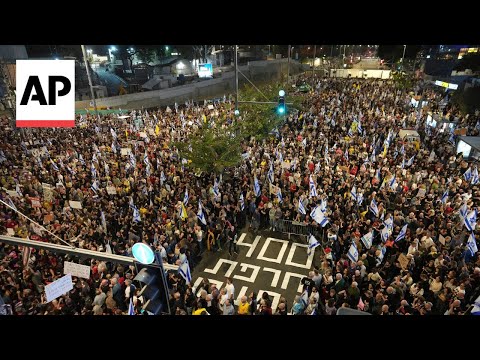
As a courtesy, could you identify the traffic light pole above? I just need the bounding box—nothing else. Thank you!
[235,44,239,113]
[312,45,316,77]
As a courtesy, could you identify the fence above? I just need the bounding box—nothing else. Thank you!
[276,219,325,243]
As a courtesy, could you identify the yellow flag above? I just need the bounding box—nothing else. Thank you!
[202,114,207,123]
[155,125,160,136]
[125,130,128,139]
[180,203,188,220]
[382,144,388,157]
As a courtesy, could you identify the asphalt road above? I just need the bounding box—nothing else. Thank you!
[95,67,128,97]
[191,230,320,312]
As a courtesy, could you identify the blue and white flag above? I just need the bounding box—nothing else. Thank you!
[472,167,479,185]
[459,203,468,219]
[268,163,274,184]
[400,144,405,155]
[239,193,245,211]
[143,151,150,167]
[344,148,349,162]
[350,186,357,201]
[376,246,387,266]
[132,207,141,223]
[441,190,449,204]
[292,158,297,171]
[197,200,207,225]
[370,199,379,217]
[183,188,189,205]
[449,133,455,145]
[300,289,309,308]
[324,143,329,155]
[178,259,192,284]
[213,178,220,198]
[311,206,329,227]
[401,157,405,169]
[91,180,99,193]
[357,192,364,206]
[16,184,23,197]
[110,128,117,139]
[406,155,415,167]
[129,152,136,168]
[128,297,135,315]
[79,154,86,166]
[160,171,166,184]
[309,176,317,197]
[111,141,117,154]
[320,198,327,213]
[7,197,17,211]
[395,224,408,243]
[347,241,359,262]
[92,153,99,164]
[361,231,373,249]
[101,211,107,232]
[307,235,320,256]
[254,177,261,197]
[374,168,381,182]
[381,226,391,243]
[277,188,283,203]
[389,175,396,190]
[467,233,478,257]
[50,160,59,171]
[91,163,97,179]
[383,217,393,230]
[298,199,307,215]
[465,209,477,232]
[0,150,7,163]
[302,138,307,147]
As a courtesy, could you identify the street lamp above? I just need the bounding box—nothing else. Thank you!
[401,45,407,71]
[108,46,117,63]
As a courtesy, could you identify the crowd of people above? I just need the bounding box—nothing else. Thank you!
[1,74,479,315]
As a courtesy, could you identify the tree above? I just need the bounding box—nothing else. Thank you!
[175,118,242,175]
[451,86,480,115]
[390,71,414,90]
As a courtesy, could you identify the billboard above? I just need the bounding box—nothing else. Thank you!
[198,63,213,78]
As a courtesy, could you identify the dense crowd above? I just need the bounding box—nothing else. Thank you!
[1,75,479,315]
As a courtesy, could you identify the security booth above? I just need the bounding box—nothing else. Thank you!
[456,136,480,160]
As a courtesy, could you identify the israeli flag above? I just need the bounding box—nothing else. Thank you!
[91,180,99,193]
[459,203,468,219]
[302,138,307,147]
[160,171,166,184]
[350,186,357,201]
[309,176,317,197]
[428,150,435,162]
[298,199,307,215]
[383,216,393,229]
[395,224,408,243]
[254,177,261,197]
[104,162,110,175]
[79,154,86,166]
[183,188,189,205]
[50,160,59,171]
[370,198,379,217]
[143,151,150,167]
[277,150,283,163]
[381,226,391,243]
[406,155,415,167]
[401,157,405,169]
[320,198,327,213]
[472,167,479,185]
[441,190,449,204]
[213,178,220,198]
[16,184,23,197]
[0,150,6,163]
[467,233,478,257]
[239,193,245,211]
[110,128,117,139]
[90,163,97,179]
[357,192,364,206]
[292,158,297,171]
[300,289,309,308]
[347,241,359,262]
[357,121,363,134]
[132,206,141,223]
[324,143,329,155]
[277,188,283,203]
[307,235,320,256]
[7,197,17,211]
[111,141,117,154]
[311,206,329,227]
[389,175,396,190]
[400,144,405,155]
[375,168,381,182]
[344,148,349,161]
[465,209,477,232]
[101,211,107,232]
[178,259,192,284]
[92,153,99,165]
[348,127,354,137]
[145,164,151,177]
[128,297,135,315]
[449,133,455,145]
[129,152,136,168]
[370,148,376,163]
[197,200,207,225]
[376,246,387,266]
[268,163,274,184]
[361,231,373,249]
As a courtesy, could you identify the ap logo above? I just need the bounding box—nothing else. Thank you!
[16,60,75,128]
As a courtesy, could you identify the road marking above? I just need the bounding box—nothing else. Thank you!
[263,267,282,288]
[235,286,249,306]
[237,233,261,258]
[203,259,238,277]
[193,277,225,297]
[257,290,281,312]
[233,263,261,283]
[280,271,305,293]
[257,237,288,264]
[285,242,314,269]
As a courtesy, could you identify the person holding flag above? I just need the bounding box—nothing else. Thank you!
[309,175,317,197]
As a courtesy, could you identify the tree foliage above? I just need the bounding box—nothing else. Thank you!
[390,71,414,90]
[451,86,480,115]
[454,53,480,72]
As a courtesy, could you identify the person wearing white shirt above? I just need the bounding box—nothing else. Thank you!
[225,277,235,301]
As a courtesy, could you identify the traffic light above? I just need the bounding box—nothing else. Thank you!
[134,264,169,315]
[277,89,285,115]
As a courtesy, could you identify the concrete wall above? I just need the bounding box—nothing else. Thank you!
[75,59,302,110]
[329,68,391,79]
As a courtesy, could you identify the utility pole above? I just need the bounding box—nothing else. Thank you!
[401,45,407,72]
[235,44,239,114]
[81,45,98,119]
[312,45,316,77]
[287,45,291,84]
[0,59,16,123]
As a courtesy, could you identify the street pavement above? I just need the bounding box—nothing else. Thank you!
[191,230,320,311]
[95,67,128,96]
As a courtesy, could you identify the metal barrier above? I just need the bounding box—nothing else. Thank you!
[275,219,324,243]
